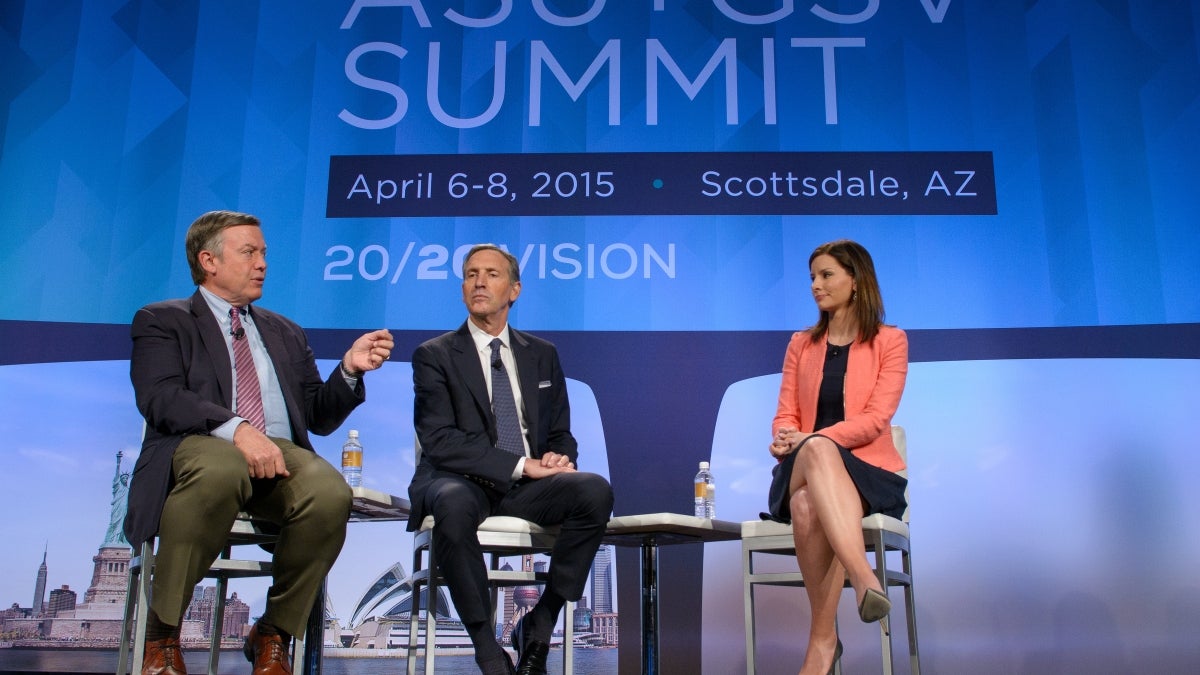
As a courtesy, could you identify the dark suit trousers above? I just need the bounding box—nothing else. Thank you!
[151,435,351,637]
[422,471,613,625]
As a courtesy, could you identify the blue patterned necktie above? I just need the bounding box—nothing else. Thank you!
[489,338,525,457]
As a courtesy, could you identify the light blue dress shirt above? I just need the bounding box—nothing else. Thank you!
[197,286,294,441]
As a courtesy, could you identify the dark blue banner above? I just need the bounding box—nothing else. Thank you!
[327,151,996,216]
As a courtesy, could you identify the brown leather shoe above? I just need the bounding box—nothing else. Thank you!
[242,622,292,675]
[142,636,186,675]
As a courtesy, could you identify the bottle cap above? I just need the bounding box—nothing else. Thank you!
[349,430,359,439]
[699,461,709,469]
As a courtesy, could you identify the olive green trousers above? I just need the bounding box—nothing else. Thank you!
[150,435,351,637]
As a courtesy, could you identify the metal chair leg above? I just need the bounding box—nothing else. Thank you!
[116,541,153,675]
[743,543,758,675]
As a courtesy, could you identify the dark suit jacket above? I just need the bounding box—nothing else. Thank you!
[408,322,576,530]
[124,290,364,549]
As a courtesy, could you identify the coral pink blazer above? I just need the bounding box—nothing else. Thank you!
[772,325,908,473]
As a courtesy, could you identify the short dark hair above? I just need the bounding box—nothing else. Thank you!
[808,239,886,344]
[462,243,520,283]
[185,210,261,285]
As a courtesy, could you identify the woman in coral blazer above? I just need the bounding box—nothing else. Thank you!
[766,239,908,675]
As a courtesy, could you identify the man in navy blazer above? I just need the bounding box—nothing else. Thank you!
[127,210,393,675]
[409,244,613,675]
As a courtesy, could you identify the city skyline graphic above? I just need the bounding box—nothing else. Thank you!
[2,359,618,649]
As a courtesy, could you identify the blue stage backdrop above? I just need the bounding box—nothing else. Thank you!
[2,2,1198,673]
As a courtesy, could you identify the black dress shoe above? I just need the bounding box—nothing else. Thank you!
[514,639,550,675]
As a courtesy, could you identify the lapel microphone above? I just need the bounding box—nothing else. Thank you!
[231,306,248,340]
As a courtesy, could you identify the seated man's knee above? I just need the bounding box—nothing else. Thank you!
[572,473,614,519]
[288,446,352,512]
[428,481,486,539]
[311,475,353,525]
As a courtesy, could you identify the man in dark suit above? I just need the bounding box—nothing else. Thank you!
[127,210,393,675]
[409,244,613,675]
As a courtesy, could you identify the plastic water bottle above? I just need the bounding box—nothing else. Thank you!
[694,461,715,518]
[341,430,363,488]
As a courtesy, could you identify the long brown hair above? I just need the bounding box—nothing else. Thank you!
[807,239,886,344]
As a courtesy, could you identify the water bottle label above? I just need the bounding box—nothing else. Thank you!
[342,450,363,467]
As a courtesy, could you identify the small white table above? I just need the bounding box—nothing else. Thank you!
[603,513,741,675]
[349,485,411,522]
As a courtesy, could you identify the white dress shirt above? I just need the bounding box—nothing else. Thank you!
[467,320,529,481]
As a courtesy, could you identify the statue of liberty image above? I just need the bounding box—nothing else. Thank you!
[104,450,131,547]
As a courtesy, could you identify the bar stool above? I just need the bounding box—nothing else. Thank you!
[742,426,921,674]
[404,442,573,675]
[404,515,575,675]
[115,514,280,675]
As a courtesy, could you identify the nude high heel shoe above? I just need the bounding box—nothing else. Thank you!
[826,638,843,675]
[858,587,892,623]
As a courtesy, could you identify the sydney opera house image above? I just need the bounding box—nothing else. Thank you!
[332,551,616,654]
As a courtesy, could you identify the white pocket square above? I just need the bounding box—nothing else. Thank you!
[538,380,552,389]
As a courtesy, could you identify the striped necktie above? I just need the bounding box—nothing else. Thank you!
[230,308,265,432]
[489,338,524,456]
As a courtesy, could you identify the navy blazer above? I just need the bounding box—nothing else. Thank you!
[125,290,363,549]
[408,322,577,530]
